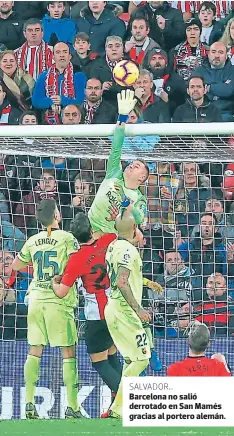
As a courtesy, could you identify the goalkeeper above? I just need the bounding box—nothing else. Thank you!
[88,89,149,242]
[12,199,83,420]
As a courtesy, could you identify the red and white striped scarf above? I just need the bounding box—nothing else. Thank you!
[15,41,53,81]
[0,104,11,125]
[44,62,75,125]
[83,98,101,124]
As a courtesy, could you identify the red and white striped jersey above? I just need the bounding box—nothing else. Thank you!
[169,1,193,13]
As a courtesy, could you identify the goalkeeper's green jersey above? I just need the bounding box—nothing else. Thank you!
[106,238,143,307]
[18,229,78,308]
[88,126,147,234]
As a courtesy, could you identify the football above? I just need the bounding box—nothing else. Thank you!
[113,60,139,87]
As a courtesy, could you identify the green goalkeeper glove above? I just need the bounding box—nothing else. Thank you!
[117,89,137,116]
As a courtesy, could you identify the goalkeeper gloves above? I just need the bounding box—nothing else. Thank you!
[117,89,137,122]
[143,278,163,295]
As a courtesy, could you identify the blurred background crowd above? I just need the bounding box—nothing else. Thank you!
[1,0,234,341]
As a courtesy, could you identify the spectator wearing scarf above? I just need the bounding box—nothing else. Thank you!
[13,169,59,237]
[80,78,116,125]
[15,18,53,81]
[125,17,159,66]
[172,18,207,81]
[32,42,86,125]
[0,50,35,111]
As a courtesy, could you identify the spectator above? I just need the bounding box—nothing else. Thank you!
[3,111,40,207]
[172,18,207,81]
[0,189,10,222]
[144,47,186,116]
[0,1,24,50]
[13,169,60,236]
[0,250,31,304]
[173,76,222,122]
[150,249,202,332]
[125,17,159,66]
[128,1,185,52]
[0,81,21,125]
[198,1,224,48]
[194,0,233,22]
[80,78,117,124]
[194,41,234,121]
[15,18,53,81]
[62,172,95,231]
[0,50,35,111]
[71,32,104,78]
[193,273,234,336]
[175,162,211,234]
[0,217,26,252]
[191,198,234,240]
[95,36,126,108]
[162,249,202,301]
[19,110,38,125]
[134,68,171,122]
[179,212,227,287]
[147,162,179,225]
[32,42,87,125]
[0,250,29,340]
[42,1,77,48]
[75,1,126,56]
[61,104,81,125]
[220,17,234,65]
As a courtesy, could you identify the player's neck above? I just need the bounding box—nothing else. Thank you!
[189,351,206,358]
[80,237,95,246]
[123,174,138,190]
[50,221,59,230]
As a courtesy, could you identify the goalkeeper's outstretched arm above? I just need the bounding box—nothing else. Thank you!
[106,89,137,180]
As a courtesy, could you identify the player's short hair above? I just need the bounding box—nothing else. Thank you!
[36,199,57,227]
[70,212,92,243]
[189,323,210,353]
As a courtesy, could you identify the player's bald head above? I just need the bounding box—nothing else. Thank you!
[189,322,210,354]
[115,209,136,239]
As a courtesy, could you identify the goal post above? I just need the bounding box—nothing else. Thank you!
[0,122,234,160]
[0,122,234,419]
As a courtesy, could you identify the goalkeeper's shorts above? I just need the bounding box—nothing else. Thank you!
[27,299,77,347]
[105,299,151,362]
[85,320,114,354]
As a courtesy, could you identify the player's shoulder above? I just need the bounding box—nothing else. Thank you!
[167,359,183,374]
[113,239,139,259]
[99,233,117,246]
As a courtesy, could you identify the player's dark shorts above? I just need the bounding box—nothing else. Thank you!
[85,320,114,354]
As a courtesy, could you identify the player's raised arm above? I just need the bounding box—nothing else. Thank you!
[106,89,137,179]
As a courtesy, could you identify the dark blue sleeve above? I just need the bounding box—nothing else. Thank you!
[32,71,54,109]
[60,72,87,106]
[178,241,189,261]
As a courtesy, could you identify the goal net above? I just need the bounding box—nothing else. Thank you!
[0,122,234,419]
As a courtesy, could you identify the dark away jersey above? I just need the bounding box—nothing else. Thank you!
[167,356,231,377]
[62,233,116,320]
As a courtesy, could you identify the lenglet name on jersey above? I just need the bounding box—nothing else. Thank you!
[35,238,58,247]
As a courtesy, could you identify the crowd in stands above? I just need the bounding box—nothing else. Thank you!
[1,1,234,341]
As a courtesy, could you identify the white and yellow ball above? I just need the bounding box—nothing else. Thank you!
[113,60,139,87]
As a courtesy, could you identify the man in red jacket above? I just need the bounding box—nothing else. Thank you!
[167,322,231,376]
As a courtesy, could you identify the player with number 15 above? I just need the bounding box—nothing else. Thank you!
[12,199,83,420]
